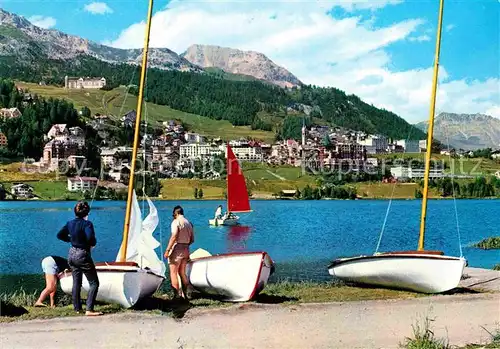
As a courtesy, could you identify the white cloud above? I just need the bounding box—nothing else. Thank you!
[409,35,431,42]
[28,15,56,29]
[106,0,499,124]
[485,106,500,118]
[445,24,456,32]
[84,2,113,15]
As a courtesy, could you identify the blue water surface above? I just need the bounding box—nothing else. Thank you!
[0,199,498,281]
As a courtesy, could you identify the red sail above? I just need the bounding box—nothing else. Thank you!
[226,144,251,213]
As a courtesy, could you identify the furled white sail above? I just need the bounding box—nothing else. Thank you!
[116,191,165,276]
[116,190,142,261]
[137,197,166,276]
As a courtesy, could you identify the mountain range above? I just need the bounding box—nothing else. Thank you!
[0,8,432,143]
[0,8,299,87]
[416,113,500,150]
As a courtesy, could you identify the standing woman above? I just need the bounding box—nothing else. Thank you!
[164,205,194,299]
[57,201,102,316]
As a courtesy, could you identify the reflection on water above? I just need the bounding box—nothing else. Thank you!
[227,225,252,252]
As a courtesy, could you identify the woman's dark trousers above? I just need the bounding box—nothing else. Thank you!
[68,247,99,311]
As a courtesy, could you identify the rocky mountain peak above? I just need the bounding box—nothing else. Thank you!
[416,112,500,150]
[182,44,302,88]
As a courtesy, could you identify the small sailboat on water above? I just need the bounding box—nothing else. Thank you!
[209,144,252,226]
[59,0,166,308]
[328,0,467,294]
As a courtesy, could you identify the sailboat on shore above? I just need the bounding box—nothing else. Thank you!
[59,0,166,308]
[328,0,467,294]
[209,144,252,226]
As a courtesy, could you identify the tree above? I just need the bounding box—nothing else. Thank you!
[0,184,6,201]
[301,185,314,200]
[81,106,91,118]
[322,135,332,149]
[83,190,92,200]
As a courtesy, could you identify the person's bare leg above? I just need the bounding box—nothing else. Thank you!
[179,259,189,286]
[169,263,181,298]
[49,290,56,308]
[34,274,57,307]
[178,259,192,299]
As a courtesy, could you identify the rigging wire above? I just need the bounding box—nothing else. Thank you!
[375,127,414,254]
[444,125,463,257]
[88,70,137,207]
[140,55,164,261]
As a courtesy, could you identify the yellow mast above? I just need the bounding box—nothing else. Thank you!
[119,0,154,261]
[418,0,445,251]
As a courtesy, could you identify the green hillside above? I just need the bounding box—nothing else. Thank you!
[0,52,426,141]
[15,82,276,142]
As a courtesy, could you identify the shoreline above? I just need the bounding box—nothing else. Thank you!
[2,196,499,202]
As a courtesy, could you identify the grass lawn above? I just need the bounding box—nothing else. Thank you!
[355,182,440,199]
[159,175,317,200]
[15,82,275,143]
[29,180,82,200]
[0,162,57,182]
[160,179,227,200]
[0,279,422,322]
[1,177,82,201]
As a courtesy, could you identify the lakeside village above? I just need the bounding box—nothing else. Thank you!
[1,78,500,201]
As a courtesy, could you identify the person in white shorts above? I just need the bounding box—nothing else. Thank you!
[34,256,69,308]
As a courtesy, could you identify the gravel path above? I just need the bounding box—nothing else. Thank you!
[1,293,498,349]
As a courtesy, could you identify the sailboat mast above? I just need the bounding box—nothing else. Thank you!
[119,0,154,262]
[418,0,445,251]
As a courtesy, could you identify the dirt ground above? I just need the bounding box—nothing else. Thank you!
[1,293,499,349]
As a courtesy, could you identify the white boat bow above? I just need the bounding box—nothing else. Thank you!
[187,251,275,302]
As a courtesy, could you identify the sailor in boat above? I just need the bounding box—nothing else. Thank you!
[225,211,236,220]
[56,201,103,316]
[34,255,69,308]
[164,205,195,300]
[214,204,223,220]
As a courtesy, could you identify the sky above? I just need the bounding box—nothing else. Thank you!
[1,0,499,124]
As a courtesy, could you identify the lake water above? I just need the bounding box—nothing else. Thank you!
[0,199,498,285]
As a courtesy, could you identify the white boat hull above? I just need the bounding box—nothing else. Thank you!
[208,216,239,226]
[328,252,466,293]
[59,263,165,308]
[187,252,274,301]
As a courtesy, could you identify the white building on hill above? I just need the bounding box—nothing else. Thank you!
[65,76,106,89]
[391,165,444,180]
[180,143,223,160]
[357,135,388,154]
[67,177,99,192]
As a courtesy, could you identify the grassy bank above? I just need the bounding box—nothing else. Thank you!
[354,182,440,199]
[0,278,424,322]
[2,178,497,201]
[472,237,500,250]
